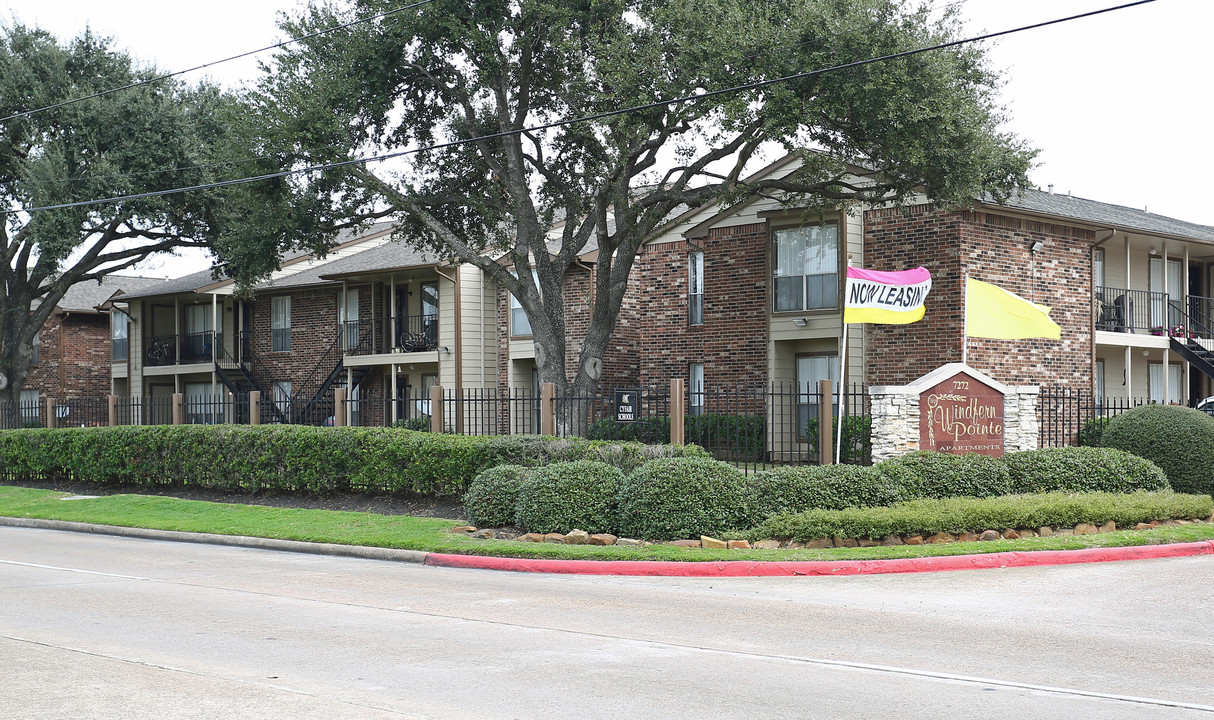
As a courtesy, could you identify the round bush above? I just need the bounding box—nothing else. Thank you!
[514,461,624,534]
[752,465,903,517]
[463,465,531,527]
[1100,404,1214,496]
[1003,446,1169,494]
[876,451,1011,500]
[616,457,759,541]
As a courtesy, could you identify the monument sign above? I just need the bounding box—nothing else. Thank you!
[918,370,1005,456]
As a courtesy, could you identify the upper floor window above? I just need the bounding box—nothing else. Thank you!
[1093,248,1105,288]
[112,312,130,361]
[510,270,539,337]
[271,296,291,352]
[689,251,704,326]
[30,330,39,365]
[773,224,838,312]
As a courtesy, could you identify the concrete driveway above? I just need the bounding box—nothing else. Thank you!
[2,525,1212,719]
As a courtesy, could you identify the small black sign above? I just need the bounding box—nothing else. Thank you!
[614,388,639,423]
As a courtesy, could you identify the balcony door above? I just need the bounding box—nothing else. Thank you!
[340,289,360,350]
[1149,257,1182,329]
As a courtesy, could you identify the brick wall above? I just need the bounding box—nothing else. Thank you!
[251,290,341,389]
[23,313,112,399]
[632,222,769,388]
[864,205,1093,389]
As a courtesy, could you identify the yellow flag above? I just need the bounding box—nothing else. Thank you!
[966,278,1061,340]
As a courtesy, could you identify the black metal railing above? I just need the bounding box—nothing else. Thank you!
[1094,286,1169,334]
[1037,386,1150,448]
[0,398,46,429]
[341,315,439,356]
[143,331,220,366]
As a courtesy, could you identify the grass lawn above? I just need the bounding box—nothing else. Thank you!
[2,484,1213,563]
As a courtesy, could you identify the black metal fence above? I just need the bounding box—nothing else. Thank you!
[1037,386,1151,448]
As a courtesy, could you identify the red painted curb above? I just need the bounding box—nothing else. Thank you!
[424,540,1214,577]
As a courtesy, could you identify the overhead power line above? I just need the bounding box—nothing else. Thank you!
[0,0,439,124]
[7,0,1157,217]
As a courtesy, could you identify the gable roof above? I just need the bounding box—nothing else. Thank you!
[989,189,1214,244]
[53,274,164,313]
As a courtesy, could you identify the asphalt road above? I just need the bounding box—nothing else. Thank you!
[2,525,1213,719]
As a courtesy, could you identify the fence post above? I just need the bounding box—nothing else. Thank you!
[249,391,261,426]
[108,394,118,427]
[45,396,56,429]
[818,379,833,465]
[334,387,347,427]
[540,382,555,436]
[430,385,444,433]
[670,378,685,445]
[171,393,184,425]
[225,392,235,425]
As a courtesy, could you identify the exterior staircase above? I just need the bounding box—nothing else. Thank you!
[1171,337,1214,381]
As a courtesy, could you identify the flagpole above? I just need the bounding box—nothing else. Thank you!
[961,270,969,366]
[836,259,850,465]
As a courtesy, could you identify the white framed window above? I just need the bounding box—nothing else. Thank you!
[30,330,40,365]
[797,354,839,440]
[689,251,704,326]
[689,363,705,416]
[774,224,839,312]
[112,312,130,361]
[1149,362,1182,405]
[1093,248,1105,288]
[20,390,40,424]
[510,270,539,337]
[271,296,291,352]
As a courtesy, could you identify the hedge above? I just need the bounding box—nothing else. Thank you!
[804,416,872,464]
[746,491,1214,542]
[616,457,759,541]
[0,426,707,497]
[464,465,531,527]
[1002,446,1169,494]
[586,414,765,460]
[751,464,903,517]
[877,450,1011,500]
[514,461,624,534]
[1100,404,1214,497]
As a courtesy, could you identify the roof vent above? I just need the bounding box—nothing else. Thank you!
[1047,184,1054,195]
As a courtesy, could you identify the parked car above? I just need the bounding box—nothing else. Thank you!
[1196,396,1214,416]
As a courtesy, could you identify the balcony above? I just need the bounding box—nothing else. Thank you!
[341,315,438,357]
[1096,286,1214,339]
[144,332,222,366]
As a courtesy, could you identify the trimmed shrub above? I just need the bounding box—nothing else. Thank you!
[752,465,903,517]
[514,461,624,534]
[746,491,1214,543]
[1077,417,1109,447]
[463,465,531,527]
[1100,404,1214,497]
[616,457,759,541]
[804,416,872,464]
[1003,446,1169,494]
[586,414,765,460]
[876,451,1011,500]
[392,417,431,432]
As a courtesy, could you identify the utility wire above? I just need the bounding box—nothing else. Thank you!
[7,0,1157,216]
[0,0,439,124]
[15,0,976,189]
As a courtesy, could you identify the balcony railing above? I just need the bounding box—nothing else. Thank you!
[144,332,222,366]
[1096,287,1214,339]
[342,315,438,356]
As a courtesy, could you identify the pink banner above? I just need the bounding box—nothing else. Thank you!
[846,265,930,286]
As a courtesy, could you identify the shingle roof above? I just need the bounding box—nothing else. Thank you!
[990,189,1214,243]
[55,274,165,313]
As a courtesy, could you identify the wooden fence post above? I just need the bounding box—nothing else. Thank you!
[334,387,347,427]
[108,394,118,427]
[540,382,555,436]
[818,379,834,466]
[45,396,56,429]
[670,378,685,446]
[171,393,184,426]
[430,385,444,433]
[249,391,261,426]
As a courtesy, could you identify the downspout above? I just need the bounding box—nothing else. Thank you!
[1090,229,1115,399]
[434,266,462,431]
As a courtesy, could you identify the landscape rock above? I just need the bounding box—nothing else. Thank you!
[565,529,590,545]
[979,530,1001,542]
[858,539,880,547]
[926,532,954,544]
[700,536,727,550]
[670,539,701,548]
[452,526,476,533]
[1074,523,1097,535]
[1098,521,1117,533]
[589,533,617,546]
[956,532,979,543]
[1017,529,1037,538]
[519,533,545,543]
[473,529,496,540]
[1176,520,1192,525]
[754,540,781,550]
[616,538,643,547]
[1001,529,1019,540]
[880,535,904,546]
[784,541,807,549]
[1134,523,1153,531]
[543,532,566,543]
[833,537,859,548]
[1038,527,1054,537]
[903,535,924,545]
[804,539,832,549]
[727,540,751,550]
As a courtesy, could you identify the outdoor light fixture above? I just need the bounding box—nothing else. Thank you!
[1031,241,1045,253]
[793,318,808,327]
[439,346,451,354]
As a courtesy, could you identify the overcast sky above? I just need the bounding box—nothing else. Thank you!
[4,0,1211,277]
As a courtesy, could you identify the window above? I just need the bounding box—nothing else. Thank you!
[273,381,293,417]
[689,251,704,326]
[20,390,39,425]
[112,312,129,361]
[1094,360,1105,409]
[271,296,291,352]
[421,282,439,346]
[1093,248,1105,289]
[510,270,539,337]
[1149,363,1182,405]
[30,330,39,365]
[774,224,839,312]
[689,363,705,416]
[797,354,838,440]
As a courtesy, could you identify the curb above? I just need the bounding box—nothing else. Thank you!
[4,516,1212,576]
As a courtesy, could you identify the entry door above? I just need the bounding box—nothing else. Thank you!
[1150,258,1182,328]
